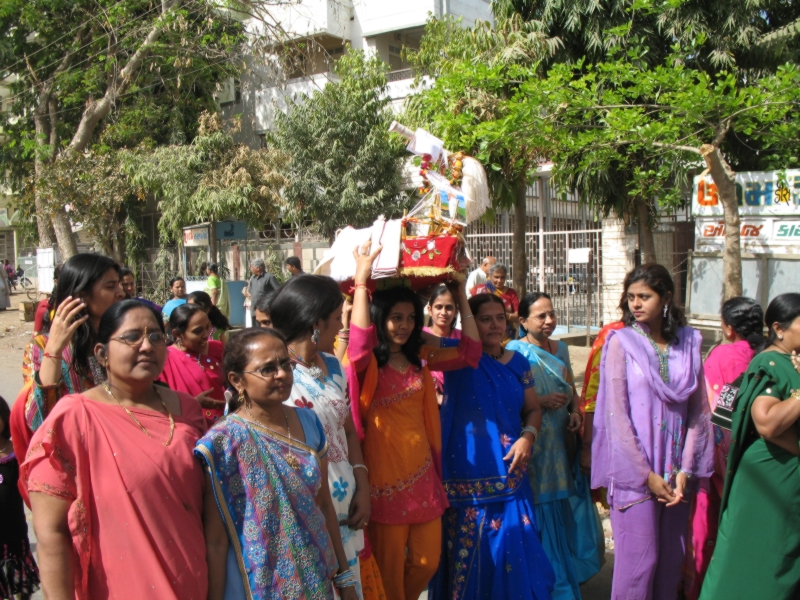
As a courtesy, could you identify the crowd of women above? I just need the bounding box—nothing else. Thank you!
[1,248,799,600]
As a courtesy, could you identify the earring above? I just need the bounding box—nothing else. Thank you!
[238,389,249,407]
[663,304,669,317]
[779,335,784,341]
[312,329,321,345]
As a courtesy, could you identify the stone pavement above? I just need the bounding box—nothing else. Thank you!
[1,300,612,599]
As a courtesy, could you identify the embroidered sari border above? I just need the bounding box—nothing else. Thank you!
[227,415,326,458]
[195,444,255,600]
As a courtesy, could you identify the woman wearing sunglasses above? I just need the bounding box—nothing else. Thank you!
[196,328,358,600]
[21,299,209,600]
[507,293,603,600]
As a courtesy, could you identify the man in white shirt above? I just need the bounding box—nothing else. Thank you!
[466,256,496,296]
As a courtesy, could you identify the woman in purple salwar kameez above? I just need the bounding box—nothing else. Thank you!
[591,264,714,600]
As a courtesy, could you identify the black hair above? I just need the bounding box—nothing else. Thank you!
[619,263,685,343]
[285,256,302,270]
[43,253,121,380]
[223,327,287,385]
[721,296,765,351]
[168,277,185,299]
[0,395,9,440]
[255,288,279,315]
[518,291,552,335]
[764,293,800,348]
[371,287,424,368]
[426,284,458,330]
[468,292,506,317]
[518,291,552,319]
[207,263,219,275]
[95,300,165,379]
[168,303,206,341]
[270,275,342,343]
[187,291,231,331]
[96,299,165,344]
[119,267,133,279]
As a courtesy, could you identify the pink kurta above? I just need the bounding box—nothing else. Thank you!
[21,392,207,600]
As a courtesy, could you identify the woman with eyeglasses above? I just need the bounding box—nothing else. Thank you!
[158,304,227,429]
[196,328,358,600]
[21,300,208,600]
[10,254,126,469]
[506,293,603,599]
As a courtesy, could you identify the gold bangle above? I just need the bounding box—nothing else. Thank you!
[791,389,800,401]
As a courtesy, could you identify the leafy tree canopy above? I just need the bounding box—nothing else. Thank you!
[124,112,288,246]
[270,49,409,241]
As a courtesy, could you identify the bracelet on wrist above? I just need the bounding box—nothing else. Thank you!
[351,463,368,473]
[521,425,538,442]
[43,351,63,361]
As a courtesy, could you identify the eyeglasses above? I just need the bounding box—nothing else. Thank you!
[242,359,296,379]
[111,327,167,347]
[531,310,557,321]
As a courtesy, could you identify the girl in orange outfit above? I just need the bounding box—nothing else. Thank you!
[345,241,482,600]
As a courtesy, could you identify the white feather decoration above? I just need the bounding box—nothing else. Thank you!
[460,156,491,223]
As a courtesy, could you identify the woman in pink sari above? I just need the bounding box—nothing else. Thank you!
[21,299,208,600]
[683,296,764,599]
[159,303,227,428]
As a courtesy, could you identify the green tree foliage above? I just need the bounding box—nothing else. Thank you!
[270,50,408,242]
[124,112,288,247]
[509,51,800,298]
[0,0,248,258]
[404,16,553,292]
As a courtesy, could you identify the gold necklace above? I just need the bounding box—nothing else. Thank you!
[103,383,175,446]
[244,406,301,470]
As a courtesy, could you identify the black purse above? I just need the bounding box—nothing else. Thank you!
[710,373,745,432]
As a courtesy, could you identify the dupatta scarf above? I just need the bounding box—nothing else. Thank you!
[158,342,225,426]
[506,340,574,502]
[195,415,338,600]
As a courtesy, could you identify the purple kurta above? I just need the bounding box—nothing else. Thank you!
[591,325,714,508]
[591,324,714,600]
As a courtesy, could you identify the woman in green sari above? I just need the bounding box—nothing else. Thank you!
[700,293,800,600]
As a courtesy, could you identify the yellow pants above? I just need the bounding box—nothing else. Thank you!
[368,519,442,600]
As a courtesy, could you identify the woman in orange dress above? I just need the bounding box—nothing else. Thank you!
[345,242,482,600]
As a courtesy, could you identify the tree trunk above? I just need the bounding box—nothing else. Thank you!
[700,144,742,300]
[52,208,78,259]
[636,197,657,264]
[512,178,529,294]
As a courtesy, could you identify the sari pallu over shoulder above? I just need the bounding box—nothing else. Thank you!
[195,415,338,600]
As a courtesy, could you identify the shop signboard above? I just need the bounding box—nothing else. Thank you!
[183,225,210,247]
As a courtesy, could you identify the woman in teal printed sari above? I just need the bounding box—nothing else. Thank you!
[431,293,555,600]
[196,328,359,600]
[507,292,604,600]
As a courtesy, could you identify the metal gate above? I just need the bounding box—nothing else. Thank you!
[464,229,603,331]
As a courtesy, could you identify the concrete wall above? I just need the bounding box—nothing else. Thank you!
[601,217,636,324]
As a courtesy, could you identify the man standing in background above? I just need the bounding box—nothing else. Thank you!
[285,256,303,278]
[245,258,280,323]
[466,256,496,297]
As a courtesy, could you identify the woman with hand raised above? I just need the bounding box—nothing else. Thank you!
[345,241,481,600]
[10,254,125,466]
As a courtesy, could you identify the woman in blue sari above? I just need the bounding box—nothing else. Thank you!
[507,292,604,600]
[432,293,555,600]
[196,328,359,600]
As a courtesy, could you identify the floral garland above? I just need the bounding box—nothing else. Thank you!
[418,151,466,195]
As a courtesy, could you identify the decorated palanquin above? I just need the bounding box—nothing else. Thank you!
[315,122,491,291]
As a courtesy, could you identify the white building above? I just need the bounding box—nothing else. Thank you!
[219,0,493,144]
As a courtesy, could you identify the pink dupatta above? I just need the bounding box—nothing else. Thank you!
[158,342,225,427]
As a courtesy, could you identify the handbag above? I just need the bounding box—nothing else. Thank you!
[710,373,744,432]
